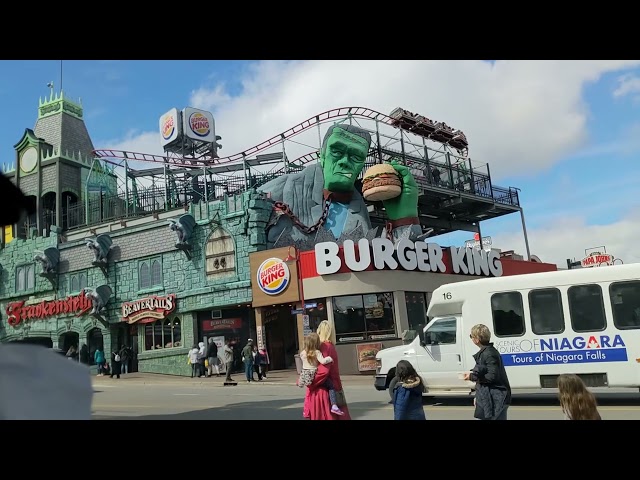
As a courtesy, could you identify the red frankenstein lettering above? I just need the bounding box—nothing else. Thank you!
[6,291,92,327]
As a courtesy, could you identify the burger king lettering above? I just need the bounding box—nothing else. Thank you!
[257,258,291,295]
[162,114,175,140]
[315,238,503,277]
[189,112,210,137]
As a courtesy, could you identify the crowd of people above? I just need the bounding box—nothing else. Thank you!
[296,321,602,421]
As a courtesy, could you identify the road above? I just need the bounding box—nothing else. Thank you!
[92,373,640,420]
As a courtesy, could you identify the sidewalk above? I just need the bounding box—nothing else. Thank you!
[92,369,376,388]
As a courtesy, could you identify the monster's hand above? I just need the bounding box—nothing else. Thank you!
[382,160,419,221]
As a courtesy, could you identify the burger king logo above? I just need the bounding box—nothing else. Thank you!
[161,114,175,140]
[189,112,210,137]
[257,258,290,295]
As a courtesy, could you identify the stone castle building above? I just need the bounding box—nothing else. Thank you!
[0,91,272,375]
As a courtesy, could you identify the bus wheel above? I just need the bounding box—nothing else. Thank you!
[388,376,399,400]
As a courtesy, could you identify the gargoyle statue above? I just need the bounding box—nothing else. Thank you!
[85,234,113,265]
[82,285,113,316]
[168,214,196,246]
[33,251,53,274]
[33,246,60,275]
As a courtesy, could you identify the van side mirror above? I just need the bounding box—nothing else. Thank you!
[417,325,426,346]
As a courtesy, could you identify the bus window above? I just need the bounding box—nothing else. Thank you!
[567,284,607,332]
[529,288,565,335]
[424,317,457,345]
[491,292,525,337]
[609,281,640,330]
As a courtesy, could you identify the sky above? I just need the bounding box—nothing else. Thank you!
[1,59,639,268]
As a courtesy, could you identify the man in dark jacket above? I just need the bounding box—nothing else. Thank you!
[463,324,511,420]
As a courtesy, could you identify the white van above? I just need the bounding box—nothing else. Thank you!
[374,263,640,396]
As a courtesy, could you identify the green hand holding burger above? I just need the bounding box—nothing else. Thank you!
[361,159,419,222]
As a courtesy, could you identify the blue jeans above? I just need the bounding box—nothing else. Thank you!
[121,362,129,374]
[244,361,253,381]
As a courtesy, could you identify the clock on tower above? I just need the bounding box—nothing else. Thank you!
[20,146,38,173]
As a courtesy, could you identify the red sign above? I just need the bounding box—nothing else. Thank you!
[202,317,243,332]
[581,253,614,268]
[298,247,557,279]
[6,291,92,327]
[121,294,176,324]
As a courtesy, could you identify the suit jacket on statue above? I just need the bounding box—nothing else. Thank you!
[258,164,421,249]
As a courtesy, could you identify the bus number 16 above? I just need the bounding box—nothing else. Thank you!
[443,292,452,300]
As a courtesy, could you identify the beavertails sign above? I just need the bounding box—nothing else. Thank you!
[121,294,176,324]
[5,291,92,327]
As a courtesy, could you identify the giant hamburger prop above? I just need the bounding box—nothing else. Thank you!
[361,164,402,202]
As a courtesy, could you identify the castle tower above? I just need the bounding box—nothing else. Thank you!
[3,90,113,243]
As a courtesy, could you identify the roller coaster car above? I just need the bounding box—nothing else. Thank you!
[413,119,437,136]
[450,131,468,150]
[389,108,420,127]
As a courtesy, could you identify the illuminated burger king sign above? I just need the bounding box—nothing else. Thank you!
[257,258,290,296]
[189,112,210,137]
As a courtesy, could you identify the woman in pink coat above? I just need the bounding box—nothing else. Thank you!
[303,320,351,420]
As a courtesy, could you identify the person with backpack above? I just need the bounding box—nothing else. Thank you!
[110,347,122,379]
[206,338,220,377]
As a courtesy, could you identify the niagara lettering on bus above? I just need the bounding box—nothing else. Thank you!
[498,334,628,366]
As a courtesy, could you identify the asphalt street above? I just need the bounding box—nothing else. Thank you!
[92,373,640,420]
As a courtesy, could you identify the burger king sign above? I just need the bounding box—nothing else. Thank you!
[183,107,215,143]
[189,112,210,138]
[159,108,180,146]
[257,258,290,295]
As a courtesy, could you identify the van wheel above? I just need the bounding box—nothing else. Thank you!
[388,376,399,399]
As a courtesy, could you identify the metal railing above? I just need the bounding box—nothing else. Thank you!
[59,152,518,232]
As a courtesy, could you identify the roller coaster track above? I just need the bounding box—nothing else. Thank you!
[93,106,404,169]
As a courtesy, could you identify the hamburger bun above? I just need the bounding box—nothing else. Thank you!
[362,163,402,202]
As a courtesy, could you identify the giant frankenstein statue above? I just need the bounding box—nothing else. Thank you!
[259,124,421,250]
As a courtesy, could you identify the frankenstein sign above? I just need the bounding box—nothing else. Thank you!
[6,291,92,327]
[122,294,176,324]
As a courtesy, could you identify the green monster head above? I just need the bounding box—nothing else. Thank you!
[319,124,371,193]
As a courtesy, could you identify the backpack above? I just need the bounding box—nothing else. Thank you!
[114,353,121,362]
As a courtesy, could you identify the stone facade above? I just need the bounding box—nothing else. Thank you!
[0,189,273,376]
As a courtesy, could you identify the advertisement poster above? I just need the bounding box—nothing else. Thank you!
[356,342,383,372]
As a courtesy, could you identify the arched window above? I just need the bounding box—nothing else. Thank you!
[139,262,151,290]
[205,228,236,281]
[172,318,181,347]
[138,257,163,290]
[70,271,88,294]
[144,317,182,350]
[151,260,162,287]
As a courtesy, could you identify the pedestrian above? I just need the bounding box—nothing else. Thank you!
[557,374,601,420]
[110,347,122,379]
[223,339,234,383]
[206,338,220,377]
[463,324,511,420]
[94,347,105,376]
[188,344,199,378]
[197,342,206,378]
[391,360,426,420]
[242,339,254,383]
[258,345,269,379]
[119,345,131,374]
